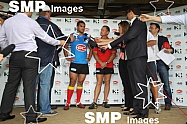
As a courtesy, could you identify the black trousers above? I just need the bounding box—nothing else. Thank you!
[127,57,148,115]
[0,51,38,120]
[119,59,133,108]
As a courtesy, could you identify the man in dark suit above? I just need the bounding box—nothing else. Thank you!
[100,5,148,118]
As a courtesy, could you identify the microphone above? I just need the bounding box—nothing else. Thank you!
[114,32,120,36]
[84,34,106,52]
[84,34,98,48]
[0,44,15,57]
[0,14,8,20]
[72,32,79,38]
[100,48,106,53]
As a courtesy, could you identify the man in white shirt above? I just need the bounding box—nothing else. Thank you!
[146,31,161,114]
[140,12,187,124]
[150,23,173,111]
[0,11,65,123]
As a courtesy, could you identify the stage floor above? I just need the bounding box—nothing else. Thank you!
[2,105,187,124]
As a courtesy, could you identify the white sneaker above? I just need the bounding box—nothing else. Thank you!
[155,104,161,114]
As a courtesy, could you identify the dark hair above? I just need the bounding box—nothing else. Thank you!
[118,21,130,34]
[126,5,141,16]
[77,20,85,26]
[150,22,160,32]
[102,25,110,32]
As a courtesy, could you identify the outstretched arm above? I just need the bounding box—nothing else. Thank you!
[139,14,162,22]
[139,14,186,25]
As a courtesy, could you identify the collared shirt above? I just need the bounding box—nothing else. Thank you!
[161,13,187,32]
[147,32,159,62]
[0,13,60,52]
[130,17,136,26]
[40,16,48,20]
[153,35,160,61]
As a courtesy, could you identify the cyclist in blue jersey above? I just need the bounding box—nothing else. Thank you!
[63,21,93,110]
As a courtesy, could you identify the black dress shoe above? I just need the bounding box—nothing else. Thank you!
[164,104,171,110]
[133,113,148,119]
[0,114,15,121]
[123,111,137,115]
[26,117,47,123]
[122,107,130,111]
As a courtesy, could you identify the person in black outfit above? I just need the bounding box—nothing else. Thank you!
[100,5,148,118]
[117,21,134,114]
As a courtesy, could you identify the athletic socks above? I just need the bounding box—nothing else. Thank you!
[67,86,74,104]
[67,86,83,104]
[76,86,83,103]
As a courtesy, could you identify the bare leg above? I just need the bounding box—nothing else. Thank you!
[93,74,104,103]
[69,71,78,87]
[77,74,87,87]
[150,82,159,103]
[103,74,111,102]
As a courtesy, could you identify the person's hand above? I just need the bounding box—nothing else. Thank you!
[121,44,126,48]
[164,49,172,53]
[60,40,66,46]
[70,34,75,42]
[99,44,109,50]
[0,54,3,62]
[66,58,75,61]
[86,57,91,62]
[94,37,101,43]
[100,62,107,69]
[139,14,152,22]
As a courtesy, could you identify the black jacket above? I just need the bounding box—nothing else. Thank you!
[36,16,68,66]
[157,35,174,70]
[110,18,147,60]
[158,35,174,52]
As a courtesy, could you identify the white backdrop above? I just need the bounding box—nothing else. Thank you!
[50,18,123,105]
[0,2,187,107]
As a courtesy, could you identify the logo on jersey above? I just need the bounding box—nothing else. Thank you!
[76,44,86,52]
